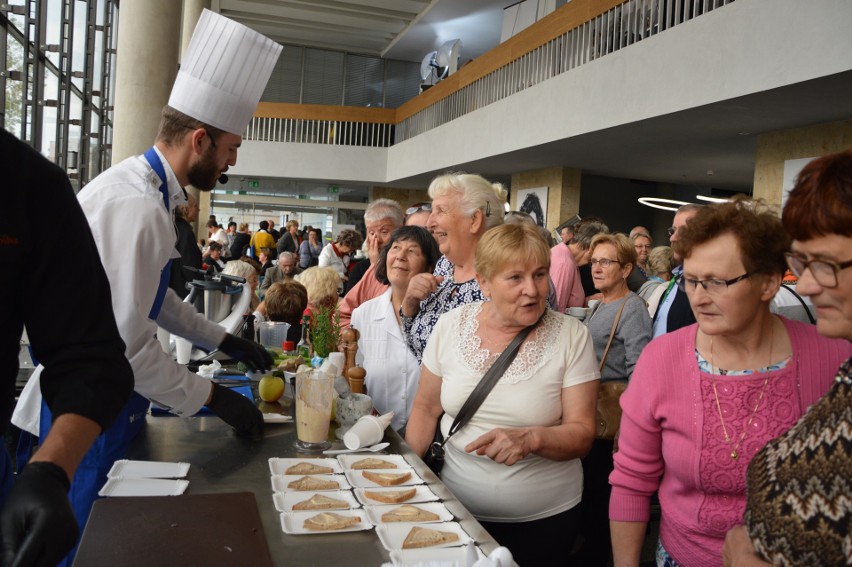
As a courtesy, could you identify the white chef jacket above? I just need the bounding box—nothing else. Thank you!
[13,148,226,434]
[351,289,419,431]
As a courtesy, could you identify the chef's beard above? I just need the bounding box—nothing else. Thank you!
[187,144,220,191]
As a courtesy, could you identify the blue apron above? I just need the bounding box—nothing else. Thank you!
[36,148,172,566]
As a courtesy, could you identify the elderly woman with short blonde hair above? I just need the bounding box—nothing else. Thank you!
[296,266,341,315]
[406,222,598,565]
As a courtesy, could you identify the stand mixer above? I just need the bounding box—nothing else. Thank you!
[158,267,253,363]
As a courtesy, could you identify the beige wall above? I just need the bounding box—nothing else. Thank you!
[370,187,430,211]
[754,118,852,205]
[510,167,581,229]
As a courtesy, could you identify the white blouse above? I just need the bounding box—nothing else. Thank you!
[352,289,420,431]
[422,303,599,522]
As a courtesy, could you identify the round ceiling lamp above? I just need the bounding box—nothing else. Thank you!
[637,197,691,211]
[696,195,730,203]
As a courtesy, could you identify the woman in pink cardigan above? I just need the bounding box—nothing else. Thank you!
[609,199,852,567]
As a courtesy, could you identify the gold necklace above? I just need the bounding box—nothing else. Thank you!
[479,309,510,353]
[709,321,774,460]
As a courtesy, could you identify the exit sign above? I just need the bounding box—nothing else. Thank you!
[327,185,339,194]
[247,179,260,188]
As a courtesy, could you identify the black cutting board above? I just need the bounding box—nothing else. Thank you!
[73,492,273,567]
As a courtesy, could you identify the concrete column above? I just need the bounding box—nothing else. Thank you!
[111,0,182,163]
[181,0,211,58]
[510,167,581,230]
[753,118,852,206]
[181,0,211,236]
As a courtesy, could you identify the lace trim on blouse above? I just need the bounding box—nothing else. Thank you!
[457,303,560,385]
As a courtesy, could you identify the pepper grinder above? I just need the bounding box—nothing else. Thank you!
[340,327,360,379]
[347,365,366,394]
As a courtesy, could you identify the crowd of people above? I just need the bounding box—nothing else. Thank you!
[209,163,845,566]
[8,148,851,565]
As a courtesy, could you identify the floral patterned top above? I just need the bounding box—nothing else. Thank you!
[402,256,486,363]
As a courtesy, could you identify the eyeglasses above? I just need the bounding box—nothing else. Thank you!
[785,252,852,289]
[666,226,678,237]
[589,258,622,268]
[677,272,751,295]
[405,203,432,215]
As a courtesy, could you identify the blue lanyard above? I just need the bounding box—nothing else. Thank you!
[143,147,173,320]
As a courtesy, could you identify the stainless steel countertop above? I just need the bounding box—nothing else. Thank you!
[124,386,500,566]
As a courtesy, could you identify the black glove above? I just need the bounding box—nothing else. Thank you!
[207,384,264,439]
[218,334,273,372]
[1,461,78,567]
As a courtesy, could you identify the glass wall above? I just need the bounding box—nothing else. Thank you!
[1,0,118,189]
[262,43,421,109]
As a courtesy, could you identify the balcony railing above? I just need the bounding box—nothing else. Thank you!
[244,0,734,148]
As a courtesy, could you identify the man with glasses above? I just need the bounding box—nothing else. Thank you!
[405,202,432,227]
[652,203,703,337]
[338,199,406,327]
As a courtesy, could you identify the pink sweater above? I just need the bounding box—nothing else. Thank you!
[610,318,852,566]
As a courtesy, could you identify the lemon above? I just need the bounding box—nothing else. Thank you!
[258,375,285,402]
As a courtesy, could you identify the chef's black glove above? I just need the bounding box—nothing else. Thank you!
[1,461,78,567]
[218,333,273,372]
[207,383,264,439]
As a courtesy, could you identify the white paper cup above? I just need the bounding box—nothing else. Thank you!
[175,337,192,365]
[343,415,385,450]
[156,327,171,354]
[327,352,345,375]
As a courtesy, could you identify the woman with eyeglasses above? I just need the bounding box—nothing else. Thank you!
[610,198,852,567]
[722,151,852,567]
[573,232,652,565]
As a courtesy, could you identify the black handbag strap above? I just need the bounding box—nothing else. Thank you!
[440,314,544,446]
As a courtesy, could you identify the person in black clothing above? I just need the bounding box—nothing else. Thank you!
[267,219,281,244]
[258,247,275,277]
[230,222,251,259]
[169,193,203,299]
[276,219,301,257]
[202,241,225,272]
[0,128,134,566]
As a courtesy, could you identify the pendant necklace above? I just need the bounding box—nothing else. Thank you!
[709,321,774,460]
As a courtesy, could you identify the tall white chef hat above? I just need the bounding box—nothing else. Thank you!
[168,9,282,136]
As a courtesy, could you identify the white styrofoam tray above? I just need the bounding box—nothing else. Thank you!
[280,509,372,535]
[98,478,188,497]
[106,459,189,479]
[376,522,472,552]
[364,502,453,525]
[270,474,351,493]
[389,545,485,566]
[268,457,343,476]
[344,469,424,489]
[353,485,440,506]
[336,454,411,471]
[273,490,360,513]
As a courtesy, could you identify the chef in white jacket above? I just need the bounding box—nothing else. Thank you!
[12,11,282,566]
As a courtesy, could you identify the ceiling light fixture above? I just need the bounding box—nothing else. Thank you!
[637,197,691,211]
[696,195,730,203]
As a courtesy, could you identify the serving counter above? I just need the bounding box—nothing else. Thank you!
[75,385,502,566]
